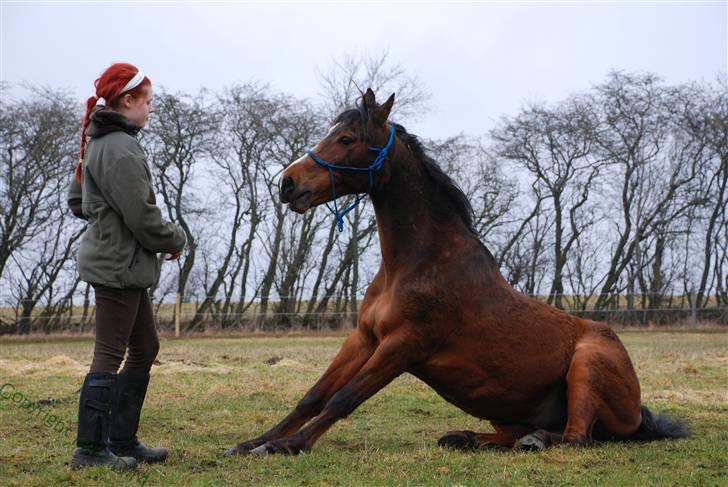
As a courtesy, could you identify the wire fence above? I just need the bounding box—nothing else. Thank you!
[1,292,726,335]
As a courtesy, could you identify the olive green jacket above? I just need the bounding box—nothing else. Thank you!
[68,109,185,289]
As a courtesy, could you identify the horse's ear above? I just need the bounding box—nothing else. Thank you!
[362,88,377,109]
[372,93,395,126]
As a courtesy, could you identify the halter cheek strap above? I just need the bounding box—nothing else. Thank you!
[307,125,395,232]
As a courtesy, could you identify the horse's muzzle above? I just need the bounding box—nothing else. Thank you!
[280,176,312,213]
[280,176,295,203]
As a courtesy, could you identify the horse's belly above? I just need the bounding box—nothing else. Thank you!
[410,358,568,425]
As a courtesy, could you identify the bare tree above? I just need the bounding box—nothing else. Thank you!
[187,84,279,329]
[0,86,79,282]
[592,72,705,310]
[565,231,608,310]
[10,210,84,334]
[274,210,322,325]
[426,135,518,243]
[491,97,602,307]
[317,50,430,121]
[673,78,728,308]
[307,215,378,326]
[145,89,218,311]
[0,85,82,332]
[256,94,323,326]
[714,220,728,306]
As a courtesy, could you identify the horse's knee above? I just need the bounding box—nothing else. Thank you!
[322,388,356,418]
[296,391,325,416]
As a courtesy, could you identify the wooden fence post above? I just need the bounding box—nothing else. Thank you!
[175,292,181,338]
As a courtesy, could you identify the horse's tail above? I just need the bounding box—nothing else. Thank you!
[629,405,690,441]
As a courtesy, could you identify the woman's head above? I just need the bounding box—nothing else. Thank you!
[78,63,153,168]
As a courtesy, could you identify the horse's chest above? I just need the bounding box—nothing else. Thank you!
[360,286,454,344]
[359,296,396,341]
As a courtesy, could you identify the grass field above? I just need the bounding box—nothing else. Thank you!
[1,330,726,486]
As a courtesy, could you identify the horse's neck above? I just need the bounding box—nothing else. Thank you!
[371,153,468,274]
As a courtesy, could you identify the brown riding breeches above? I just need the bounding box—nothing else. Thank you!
[89,285,160,375]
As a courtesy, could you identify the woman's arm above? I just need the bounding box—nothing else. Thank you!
[67,175,87,220]
[102,154,186,254]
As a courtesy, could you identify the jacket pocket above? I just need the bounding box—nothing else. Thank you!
[120,246,159,289]
[128,244,140,269]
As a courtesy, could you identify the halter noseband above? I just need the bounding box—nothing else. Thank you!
[306,125,395,232]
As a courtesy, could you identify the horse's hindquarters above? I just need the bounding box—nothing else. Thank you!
[563,327,643,441]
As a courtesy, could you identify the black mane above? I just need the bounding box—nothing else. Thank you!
[388,122,477,236]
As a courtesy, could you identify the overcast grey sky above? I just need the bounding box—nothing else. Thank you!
[2,1,726,138]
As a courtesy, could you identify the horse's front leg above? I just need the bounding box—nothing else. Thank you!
[250,332,411,455]
[226,330,375,455]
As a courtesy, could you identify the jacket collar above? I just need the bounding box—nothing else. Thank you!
[87,107,141,138]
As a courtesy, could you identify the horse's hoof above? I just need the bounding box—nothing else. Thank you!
[224,446,243,456]
[251,444,270,456]
[514,430,549,451]
[438,430,478,450]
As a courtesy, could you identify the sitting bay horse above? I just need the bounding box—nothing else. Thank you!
[227,89,688,456]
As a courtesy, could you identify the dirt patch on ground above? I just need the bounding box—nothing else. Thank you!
[153,360,232,375]
[271,358,310,370]
[0,356,234,377]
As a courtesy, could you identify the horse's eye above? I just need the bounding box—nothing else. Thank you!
[338,136,355,145]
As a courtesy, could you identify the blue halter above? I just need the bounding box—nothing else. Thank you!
[307,125,395,232]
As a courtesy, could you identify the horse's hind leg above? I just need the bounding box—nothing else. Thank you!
[516,330,642,450]
[439,423,532,451]
[226,330,375,455]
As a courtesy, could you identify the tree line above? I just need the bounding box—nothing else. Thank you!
[1,60,726,334]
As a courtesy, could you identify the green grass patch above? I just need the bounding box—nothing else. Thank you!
[1,331,726,486]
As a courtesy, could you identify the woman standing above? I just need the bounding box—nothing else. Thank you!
[68,63,186,470]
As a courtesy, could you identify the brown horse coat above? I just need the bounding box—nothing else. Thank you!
[227,89,688,456]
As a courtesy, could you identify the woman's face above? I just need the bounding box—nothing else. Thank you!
[118,85,154,128]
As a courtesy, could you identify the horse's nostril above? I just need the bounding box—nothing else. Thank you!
[280,176,295,201]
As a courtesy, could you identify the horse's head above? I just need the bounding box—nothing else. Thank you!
[280,88,395,215]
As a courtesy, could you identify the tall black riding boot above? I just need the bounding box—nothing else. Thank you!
[108,371,168,464]
[71,372,137,470]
